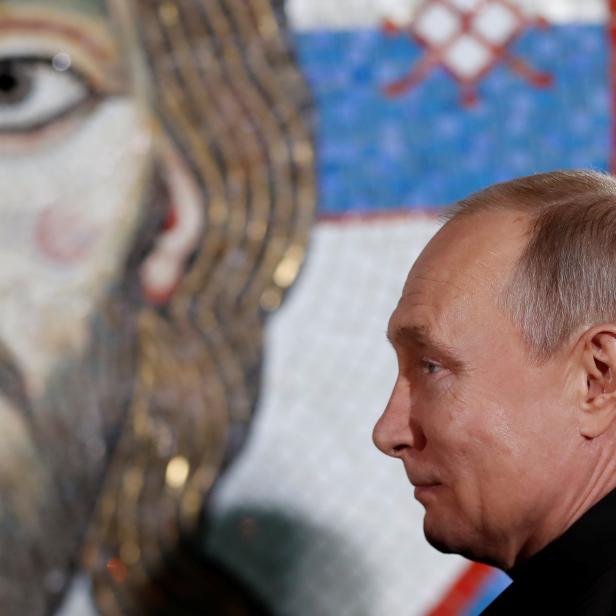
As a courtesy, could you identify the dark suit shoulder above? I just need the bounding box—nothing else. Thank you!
[482,563,616,616]
[483,489,616,615]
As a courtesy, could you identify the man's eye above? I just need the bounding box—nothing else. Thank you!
[0,57,93,133]
[420,360,442,375]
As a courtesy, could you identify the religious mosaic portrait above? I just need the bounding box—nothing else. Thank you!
[0,0,315,613]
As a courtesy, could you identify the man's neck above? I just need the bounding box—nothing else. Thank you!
[513,443,616,570]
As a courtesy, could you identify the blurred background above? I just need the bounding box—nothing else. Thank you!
[203,1,609,614]
[0,0,609,614]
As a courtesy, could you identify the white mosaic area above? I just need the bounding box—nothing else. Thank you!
[288,0,607,30]
[207,216,469,616]
[58,577,96,616]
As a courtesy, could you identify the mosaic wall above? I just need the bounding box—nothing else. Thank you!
[0,0,611,615]
[0,0,314,614]
[206,1,613,615]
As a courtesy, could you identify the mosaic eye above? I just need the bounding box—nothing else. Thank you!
[0,56,93,133]
[0,60,33,106]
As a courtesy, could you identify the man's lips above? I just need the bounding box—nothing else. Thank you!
[403,464,442,495]
[412,481,441,491]
[413,483,442,501]
[410,479,440,487]
[405,468,441,489]
[407,472,443,499]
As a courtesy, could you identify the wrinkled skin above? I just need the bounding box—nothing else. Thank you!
[373,209,616,570]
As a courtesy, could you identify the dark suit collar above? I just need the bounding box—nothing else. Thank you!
[508,486,616,586]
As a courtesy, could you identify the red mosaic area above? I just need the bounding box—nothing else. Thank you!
[383,0,552,105]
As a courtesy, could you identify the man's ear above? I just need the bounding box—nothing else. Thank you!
[579,328,616,439]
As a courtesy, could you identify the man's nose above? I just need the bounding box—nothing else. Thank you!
[372,376,421,457]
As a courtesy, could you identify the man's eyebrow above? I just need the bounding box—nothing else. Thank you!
[386,324,466,371]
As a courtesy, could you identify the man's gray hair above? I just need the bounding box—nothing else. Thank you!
[446,169,616,360]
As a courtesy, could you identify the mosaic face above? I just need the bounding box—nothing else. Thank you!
[0,0,315,613]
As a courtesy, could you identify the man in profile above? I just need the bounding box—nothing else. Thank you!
[373,169,616,614]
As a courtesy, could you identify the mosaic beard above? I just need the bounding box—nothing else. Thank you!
[0,166,166,614]
[0,293,138,615]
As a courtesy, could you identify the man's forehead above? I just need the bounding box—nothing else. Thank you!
[401,262,485,299]
[391,209,529,341]
[394,265,477,341]
[403,209,529,295]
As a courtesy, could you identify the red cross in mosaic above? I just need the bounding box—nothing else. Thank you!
[383,0,553,106]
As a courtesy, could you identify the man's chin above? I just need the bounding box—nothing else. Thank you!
[424,525,458,555]
[423,514,472,558]
[424,518,503,567]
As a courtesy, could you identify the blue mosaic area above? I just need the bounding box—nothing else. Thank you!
[462,570,512,616]
[294,25,609,214]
